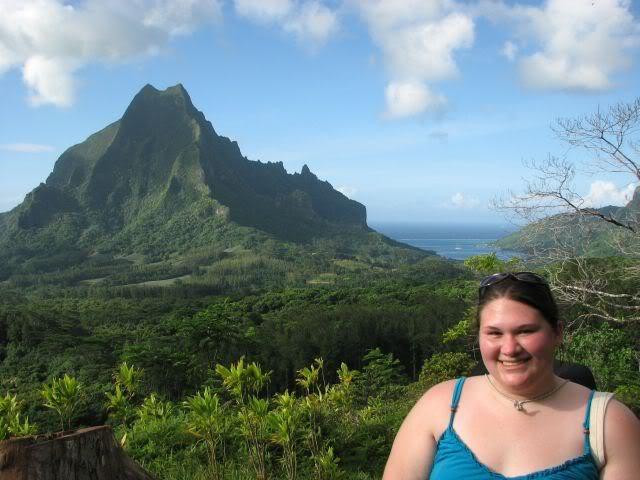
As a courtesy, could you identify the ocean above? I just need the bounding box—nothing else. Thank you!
[371,222,521,261]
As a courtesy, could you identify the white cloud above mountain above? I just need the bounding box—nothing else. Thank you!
[359,0,638,116]
[234,0,339,47]
[0,0,221,107]
[1,0,638,112]
[517,0,639,91]
[283,2,339,46]
[234,0,294,23]
[583,181,636,207]
[474,0,639,91]
[384,81,447,118]
[353,0,474,118]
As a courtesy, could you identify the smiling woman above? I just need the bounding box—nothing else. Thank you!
[479,297,563,407]
[383,272,640,480]
[477,272,562,402]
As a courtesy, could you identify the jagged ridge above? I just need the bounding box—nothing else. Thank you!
[0,84,411,281]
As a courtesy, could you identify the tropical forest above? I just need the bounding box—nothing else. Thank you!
[0,84,638,479]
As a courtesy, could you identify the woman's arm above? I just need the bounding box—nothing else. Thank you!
[600,399,640,480]
[383,381,453,480]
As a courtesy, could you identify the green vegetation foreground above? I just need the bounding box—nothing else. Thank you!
[1,260,638,479]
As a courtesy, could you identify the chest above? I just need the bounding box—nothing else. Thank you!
[447,403,587,477]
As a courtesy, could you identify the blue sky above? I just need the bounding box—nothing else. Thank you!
[1,0,639,223]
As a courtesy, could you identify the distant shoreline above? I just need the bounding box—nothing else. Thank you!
[371,221,521,261]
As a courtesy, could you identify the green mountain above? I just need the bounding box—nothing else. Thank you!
[495,188,640,256]
[0,84,429,287]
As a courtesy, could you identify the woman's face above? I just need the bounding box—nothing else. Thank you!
[479,297,561,393]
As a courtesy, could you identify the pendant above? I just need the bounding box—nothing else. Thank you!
[514,400,525,411]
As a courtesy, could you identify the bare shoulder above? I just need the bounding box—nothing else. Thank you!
[601,398,640,480]
[604,398,640,441]
[382,379,459,480]
[415,379,457,409]
[410,379,458,432]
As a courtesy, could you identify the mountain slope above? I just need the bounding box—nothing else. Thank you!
[495,188,640,256]
[0,84,428,286]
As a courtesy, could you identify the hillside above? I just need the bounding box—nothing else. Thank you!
[0,84,430,290]
[495,188,640,256]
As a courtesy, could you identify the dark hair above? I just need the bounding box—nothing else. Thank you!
[476,277,560,332]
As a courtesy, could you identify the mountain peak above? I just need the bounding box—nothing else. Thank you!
[301,164,314,177]
[116,83,206,143]
[129,83,196,112]
[1,82,368,255]
[165,83,188,96]
[138,83,186,96]
[139,83,159,94]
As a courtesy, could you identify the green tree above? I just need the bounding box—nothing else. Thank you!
[137,393,174,422]
[268,391,302,480]
[106,362,143,425]
[184,387,229,480]
[238,397,271,480]
[216,357,272,404]
[314,446,342,480]
[355,348,406,402]
[559,323,640,398]
[41,374,83,431]
[217,358,272,480]
[419,352,476,389]
[463,253,521,275]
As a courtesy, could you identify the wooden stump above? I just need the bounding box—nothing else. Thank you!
[0,425,156,480]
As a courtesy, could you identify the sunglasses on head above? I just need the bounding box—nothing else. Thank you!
[478,271,549,297]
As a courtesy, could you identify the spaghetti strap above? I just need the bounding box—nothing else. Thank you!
[431,382,600,479]
[448,377,466,428]
[582,390,596,455]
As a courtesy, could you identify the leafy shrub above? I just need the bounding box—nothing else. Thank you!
[419,352,476,388]
[41,374,83,431]
[0,393,37,440]
[184,387,230,480]
[560,323,640,392]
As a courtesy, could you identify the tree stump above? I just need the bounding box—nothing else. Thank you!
[0,425,156,480]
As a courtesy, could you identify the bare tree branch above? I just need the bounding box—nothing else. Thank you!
[495,98,640,324]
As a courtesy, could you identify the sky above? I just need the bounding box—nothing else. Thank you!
[1,0,639,224]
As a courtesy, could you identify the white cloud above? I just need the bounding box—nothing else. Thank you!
[23,55,78,107]
[0,143,56,153]
[284,2,338,46]
[583,181,636,207]
[144,0,222,35]
[385,81,446,119]
[234,0,293,23]
[382,12,474,82]
[234,0,338,47]
[450,192,479,208]
[481,0,640,91]
[0,0,221,107]
[352,0,447,32]
[352,0,474,118]
[501,40,517,61]
[336,186,358,197]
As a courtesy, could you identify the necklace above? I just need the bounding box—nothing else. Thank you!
[485,374,569,411]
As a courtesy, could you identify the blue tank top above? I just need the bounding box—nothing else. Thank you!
[430,377,599,479]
